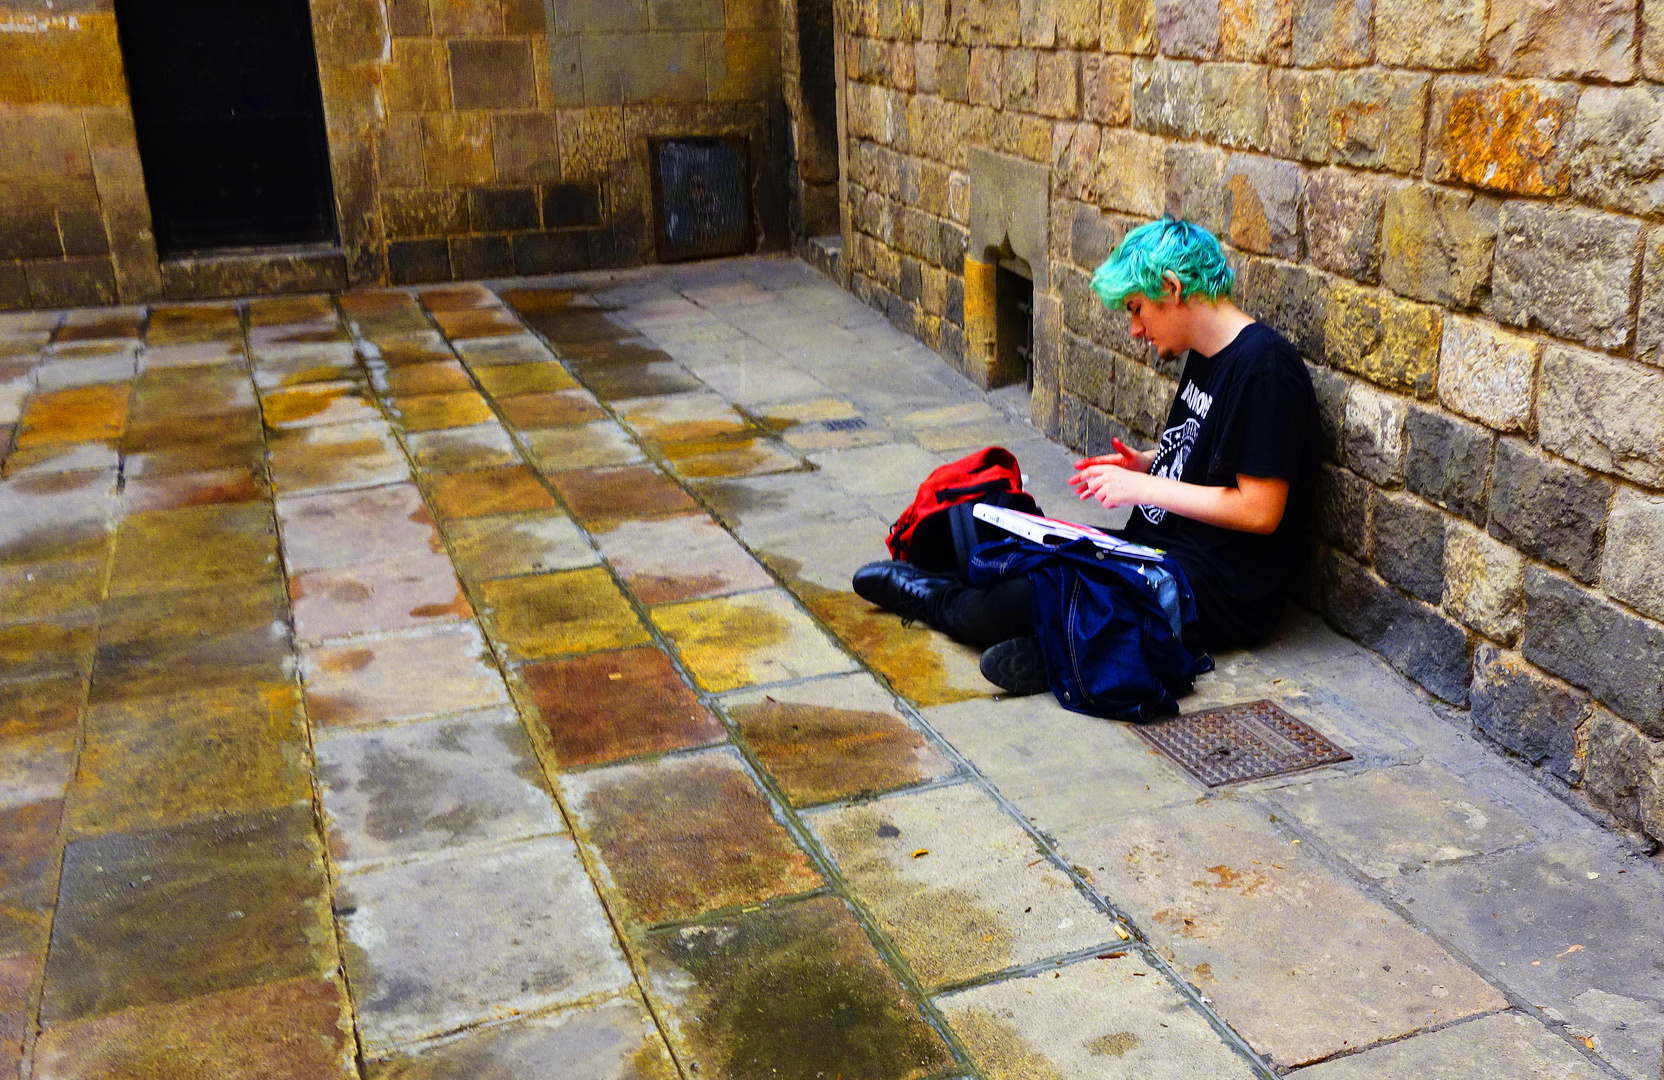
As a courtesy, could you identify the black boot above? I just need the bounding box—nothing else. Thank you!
[980,636,1048,696]
[852,560,955,623]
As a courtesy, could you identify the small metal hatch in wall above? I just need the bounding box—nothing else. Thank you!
[650,137,755,262]
[1136,699,1352,787]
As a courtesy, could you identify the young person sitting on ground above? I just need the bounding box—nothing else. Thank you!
[852,217,1321,697]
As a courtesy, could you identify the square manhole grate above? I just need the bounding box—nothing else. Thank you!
[1136,699,1351,787]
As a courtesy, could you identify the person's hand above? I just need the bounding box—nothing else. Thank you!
[1069,438,1154,483]
[1071,463,1151,508]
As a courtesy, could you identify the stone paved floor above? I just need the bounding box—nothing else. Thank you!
[1,256,1660,1080]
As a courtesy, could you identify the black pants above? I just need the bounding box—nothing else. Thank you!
[924,574,1237,653]
[923,577,1034,648]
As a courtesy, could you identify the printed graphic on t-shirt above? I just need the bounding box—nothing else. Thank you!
[1140,415,1200,525]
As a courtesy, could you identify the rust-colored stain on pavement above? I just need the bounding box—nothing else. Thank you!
[565,751,823,925]
[549,465,698,523]
[516,646,724,767]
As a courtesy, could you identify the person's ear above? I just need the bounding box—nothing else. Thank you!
[1160,271,1182,301]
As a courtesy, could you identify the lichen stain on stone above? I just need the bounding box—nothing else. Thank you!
[728,697,935,806]
[648,896,954,1080]
[1088,1030,1142,1057]
[261,387,349,425]
[480,567,649,659]
[820,806,1015,988]
[576,755,822,924]
[661,436,776,479]
[1228,174,1272,252]
[627,1037,680,1080]
[766,554,984,708]
[948,1006,1065,1080]
[279,364,359,387]
[0,622,93,679]
[16,383,131,447]
[30,976,354,1080]
[653,596,793,692]
[1444,83,1570,195]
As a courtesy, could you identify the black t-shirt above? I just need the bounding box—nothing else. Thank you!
[1119,322,1319,647]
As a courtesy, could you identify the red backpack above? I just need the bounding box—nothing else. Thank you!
[886,446,1041,574]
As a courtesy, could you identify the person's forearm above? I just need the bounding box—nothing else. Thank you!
[1118,474,1282,534]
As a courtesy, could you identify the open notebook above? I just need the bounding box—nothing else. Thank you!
[972,504,1167,562]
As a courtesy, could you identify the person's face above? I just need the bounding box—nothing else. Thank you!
[1124,284,1188,358]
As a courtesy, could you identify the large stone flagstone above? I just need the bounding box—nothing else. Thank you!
[337,835,632,1052]
[561,748,823,926]
[724,673,953,806]
[1058,798,1507,1067]
[514,646,725,767]
[637,896,956,1079]
[315,707,562,871]
[651,588,857,692]
[811,782,1118,990]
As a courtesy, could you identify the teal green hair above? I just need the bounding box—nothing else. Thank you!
[1090,217,1235,309]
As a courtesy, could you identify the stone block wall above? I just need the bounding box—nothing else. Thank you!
[0,0,789,304]
[834,0,1664,843]
[377,0,788,284]
[0,11,150,309]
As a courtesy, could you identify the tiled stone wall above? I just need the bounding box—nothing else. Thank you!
[834,0,1664,843]
[0,0,789,305]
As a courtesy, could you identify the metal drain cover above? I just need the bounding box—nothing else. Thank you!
[1136,699,1351,787]
[820,417,868,431]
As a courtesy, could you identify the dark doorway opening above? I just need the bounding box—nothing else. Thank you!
[996,261,1034,391]
[114,0,338,254]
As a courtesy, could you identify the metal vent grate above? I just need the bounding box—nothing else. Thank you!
[650,137,754,263]
[1136,699,1352,787]
[820,417,868,432]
